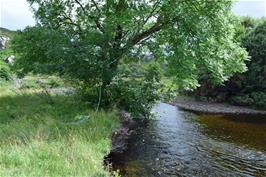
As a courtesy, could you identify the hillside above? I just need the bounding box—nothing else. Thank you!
[0,27,16,38]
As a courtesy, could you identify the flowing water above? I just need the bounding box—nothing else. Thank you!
[111,103,266,177]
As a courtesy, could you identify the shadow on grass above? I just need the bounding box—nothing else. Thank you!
[0,90,119,177]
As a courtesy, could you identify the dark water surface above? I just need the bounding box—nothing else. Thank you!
[112,103,266,177]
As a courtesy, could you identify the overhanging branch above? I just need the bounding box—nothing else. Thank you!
[130,21,163,45]
[129,15,179,46]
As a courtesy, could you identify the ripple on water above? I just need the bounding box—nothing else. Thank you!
[111,103,266,177]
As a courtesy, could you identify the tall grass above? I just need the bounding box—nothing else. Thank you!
[0,84,119,177]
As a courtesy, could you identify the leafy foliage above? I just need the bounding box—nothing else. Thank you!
[107,63,162,117]
[241,21,266,93]
[0,60,12,82]
[0,28,16,82]
[190,18,266,109]
[12,0,248,116]
[0,49,13,82]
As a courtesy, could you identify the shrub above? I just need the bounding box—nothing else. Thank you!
[230,95,253,107]
[230,92,266,109]
[250,92,266,109]
[190,18,266,110]
[0,61,12,81]
[107,63,162,118]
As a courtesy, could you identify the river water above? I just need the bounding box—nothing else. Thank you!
[111,103,266,177]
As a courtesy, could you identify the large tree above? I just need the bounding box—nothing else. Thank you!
[13,0,247,110]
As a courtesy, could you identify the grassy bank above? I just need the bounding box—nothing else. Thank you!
[0,82,119,177]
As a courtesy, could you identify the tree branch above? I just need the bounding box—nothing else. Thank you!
[61,13,82,32]
[94,19,105,33]
[92,0,101,14]
[129,15,179,46]
[143,0,162,26]
[74,0,104,33]
[74,0,86,12]
[130,21,163,45]
[91,0,105,33]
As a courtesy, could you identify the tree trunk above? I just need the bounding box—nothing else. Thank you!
[99,48,123,107]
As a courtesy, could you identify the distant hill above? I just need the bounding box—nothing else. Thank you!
[0,27,16,38]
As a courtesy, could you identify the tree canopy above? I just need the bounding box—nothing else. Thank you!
[187,17,266,109]
[12,0,248,114]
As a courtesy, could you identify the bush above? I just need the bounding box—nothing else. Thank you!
[107,63,162,118]
[250,92,266,109]
[230,92,266,109]
[0,61,12,81]
[190,18,266,110]
[230,95,253,107]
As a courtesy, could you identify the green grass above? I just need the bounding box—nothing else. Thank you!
[18,74,69,89]
[0,83,119,177]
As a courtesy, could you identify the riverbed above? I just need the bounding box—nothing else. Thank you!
[110,103,266,177]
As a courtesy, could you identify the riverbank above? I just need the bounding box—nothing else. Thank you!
[109,103,266,177]
[0,82,119,177]
[172,96,266,116]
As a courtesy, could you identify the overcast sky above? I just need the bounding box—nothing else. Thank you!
[0,0,266,30]
[233,0,266,17]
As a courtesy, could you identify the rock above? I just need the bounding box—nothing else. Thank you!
[4,55,16,64]
[47,87,76,95]
[14,78,24,88]
[0,36,9,50]
[118,111,135,127]
[109,111,135,155]
[110,127,131,154]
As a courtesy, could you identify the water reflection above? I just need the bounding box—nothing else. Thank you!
[111,103,266,177]
[197,114,266,151]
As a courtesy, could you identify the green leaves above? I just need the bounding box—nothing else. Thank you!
[189,18,266,109]
[13,0,249,115]
[107,62,162,117]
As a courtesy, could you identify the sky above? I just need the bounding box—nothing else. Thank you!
[233,0,266,17]
[0,0,266,30]
[0,0,35,30]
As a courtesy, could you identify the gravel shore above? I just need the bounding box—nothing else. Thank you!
[171,96,266,116]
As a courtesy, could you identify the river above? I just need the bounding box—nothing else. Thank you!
[111,103,266,177]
